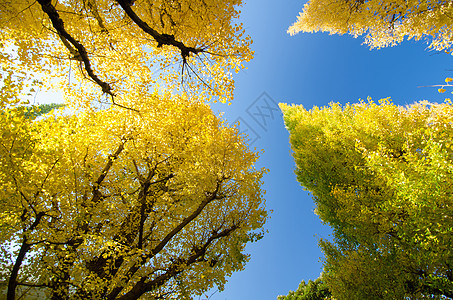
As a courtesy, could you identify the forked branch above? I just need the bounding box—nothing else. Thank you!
[115,0,204,62]
[37,0,114,96]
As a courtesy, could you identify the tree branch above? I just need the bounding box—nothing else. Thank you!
[105,180,224,299]
[16,282,49,288]
[150,180,222,257]
[7,211,45,300]
[115,0,203,62]
[83,172,174,297]
[37,0,114,96]
[91,142,125,204]
[116,225,238,300]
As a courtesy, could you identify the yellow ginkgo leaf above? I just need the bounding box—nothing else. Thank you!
[0,92,268,299]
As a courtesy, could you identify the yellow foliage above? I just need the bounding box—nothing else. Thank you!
[281,99,453,299]
[288,0,453,52]
[0,2,264,299]
[0,0,253,106]
[0,93,267,299]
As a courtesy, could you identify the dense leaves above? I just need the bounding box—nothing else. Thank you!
[281,100,453,299]
[278,276,331,300]
[0,93,267,299]
[0,1,267,299]
[1,0,252,106]
[288,0,453,51]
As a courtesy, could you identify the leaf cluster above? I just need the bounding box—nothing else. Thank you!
[0,93,268,299]
[277,277,332,300]
[281,99,453,299]
[0,0,253,106]
[289,0,453,52]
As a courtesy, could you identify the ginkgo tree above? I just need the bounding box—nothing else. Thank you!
[0,92,268,300]
[281,100,453,299]
[1,0,253,107]
[277,276,331,300]
[0,1,269,299]
[288,0,453,51]
[288,0,453,95]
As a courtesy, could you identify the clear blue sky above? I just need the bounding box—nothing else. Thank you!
[32,1,452,299]
[209,0,452,299]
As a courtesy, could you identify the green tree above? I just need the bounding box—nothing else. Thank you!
[278,276,331,300]
[280,99,453,299]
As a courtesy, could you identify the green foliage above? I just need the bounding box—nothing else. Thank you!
[278,276,331,300]
[23,103,66,118]
[281,99,453,299]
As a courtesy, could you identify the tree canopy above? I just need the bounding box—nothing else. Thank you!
[288,0,453,51]
[1,0,252,107]
[0,93,267,299]
[281,100,453,299]
[277,276,331,300]
[0,1,269,299]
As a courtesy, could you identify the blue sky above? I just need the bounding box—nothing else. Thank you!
[31,1,452,299]
[208,0,452,299]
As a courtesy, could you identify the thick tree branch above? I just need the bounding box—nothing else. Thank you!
[7,211,45,300]
[7,241,32,300]
[150,181,222,257]
[38,0,210,109]
[37,1,139,112]
[48,141,127,299]
[91,142,125,204]
[84,172,174,296]
[116,225,238,300]
[37,0,113,95]
[138,179,154,249]
[106,181,224,299]
[115,0,203,62]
